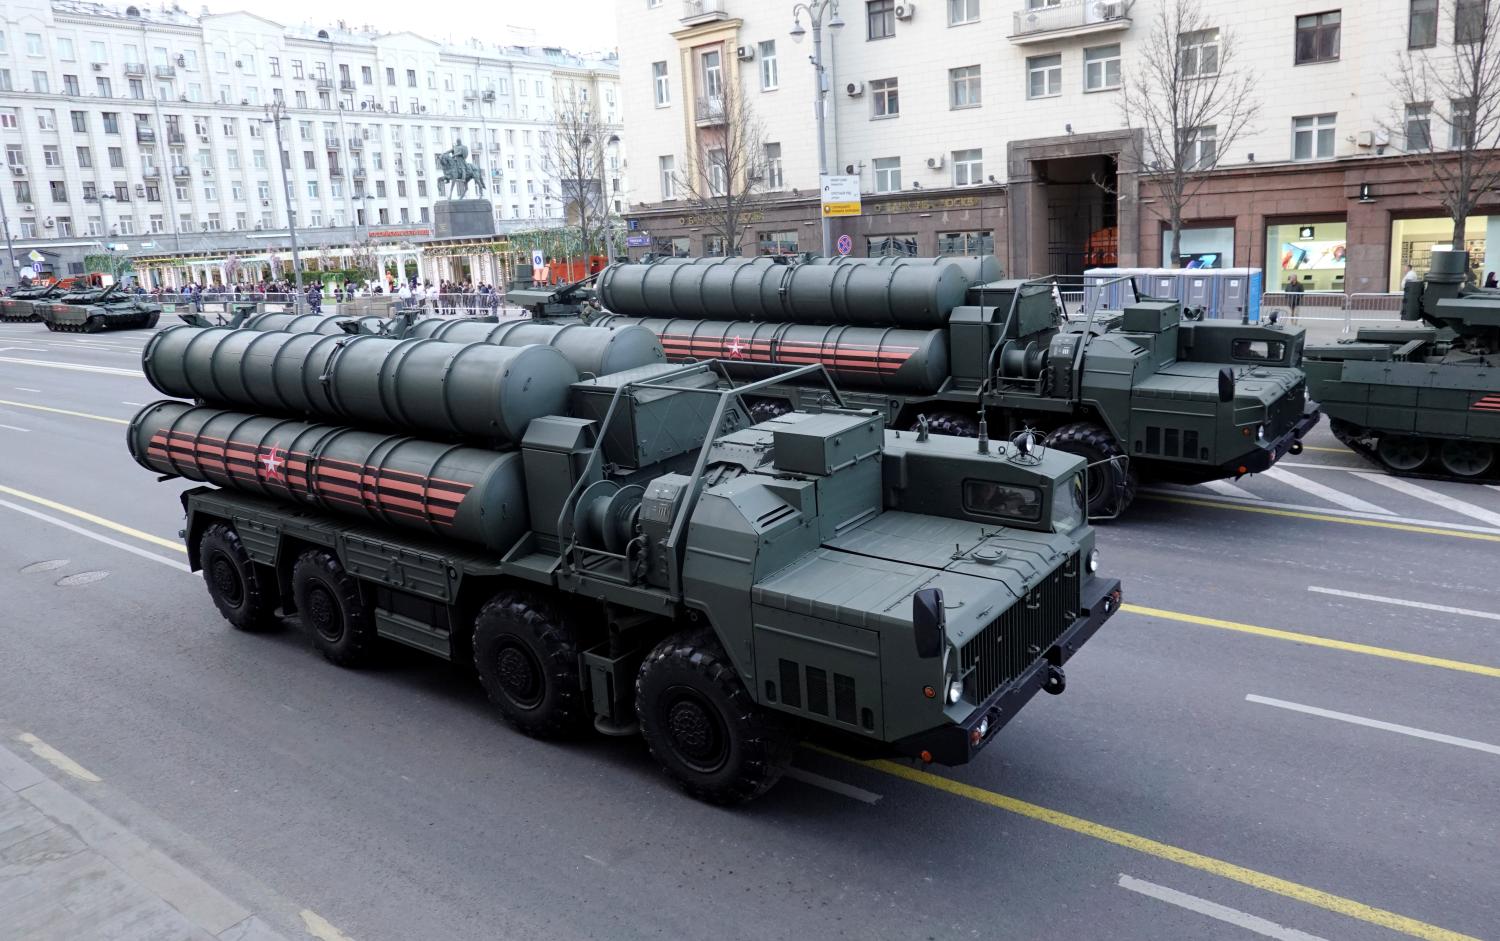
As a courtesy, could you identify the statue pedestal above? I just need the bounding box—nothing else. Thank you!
[433,200,495,239]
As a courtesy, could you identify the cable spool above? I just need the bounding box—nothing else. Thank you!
[999,339,1048,380]
[573,480,644,553]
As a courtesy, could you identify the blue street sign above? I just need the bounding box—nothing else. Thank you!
[836,234,853,256]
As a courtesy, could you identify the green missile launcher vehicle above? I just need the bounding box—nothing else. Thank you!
[1304,247,1500,479]
[0,282,60,323]
[594,257,1321,517]
[130,325,1119,804]
[38,283,162,333]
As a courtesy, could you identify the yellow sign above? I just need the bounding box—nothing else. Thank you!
[822,202,861,217]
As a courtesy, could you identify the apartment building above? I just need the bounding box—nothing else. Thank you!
[619,0,1500,294]
[0,0,622,286]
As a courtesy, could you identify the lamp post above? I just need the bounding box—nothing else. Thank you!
[262,102,305,308]
[0,182,18,290]
[790,0,843,258]
[584,133,622,266]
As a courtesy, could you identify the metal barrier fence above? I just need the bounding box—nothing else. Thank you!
[1258,291,1403,333]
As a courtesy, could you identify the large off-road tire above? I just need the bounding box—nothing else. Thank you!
[472,591,591,738]
[197,523,276,632]
[291,549,375,667]
[909,410,980,438]
[1046,422,1136,517]
[636,630,794,805]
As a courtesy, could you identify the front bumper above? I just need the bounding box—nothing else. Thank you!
[1226,401,1323,477]
[891,574,1122,766]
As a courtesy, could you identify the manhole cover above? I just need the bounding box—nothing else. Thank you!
[56,571,110,587]
[20,560,70,574]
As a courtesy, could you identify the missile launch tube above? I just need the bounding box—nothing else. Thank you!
[599,316,951,395]
[241,312,353,334]
[128,401,529,552]
[405,318,664,377]
[597,258,967,328]
[802,254,1003,284]
[142,325,578,444]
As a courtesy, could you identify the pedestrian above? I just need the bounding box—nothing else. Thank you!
[1283,274,1304,324]
[1486,271,1497,289]
[1402,264,1420,284]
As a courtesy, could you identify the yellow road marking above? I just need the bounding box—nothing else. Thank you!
[0,483,186,553]
[17,733,102,783]
[1302,445,1350,453]
[0,398,129,425]
[1144,494,1500,543]
[300,910,358,941]
[1123,603,1500,678]
[837,755,1479,941]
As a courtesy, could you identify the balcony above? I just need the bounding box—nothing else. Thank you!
[348,136,363,150]
[154,65,176,79]
[166,131,186,145]
[172,166,191,178]
[315,77,333,90]
[1010,0,1132,43]
[330,166,344,178]
[352,167,367,179]
[339,79,356,92]
[694,96,726,126]
[142,166,161,178]
[326,134,341,148]
[135,126,156,142]
[124,62,147,76]
[680,0,728,25]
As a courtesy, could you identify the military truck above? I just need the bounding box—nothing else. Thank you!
[129,325,1119,803]
[1,282,60,323]
[38,283,162,333]
[595,257,1320,517]
[1304,247,1500,479]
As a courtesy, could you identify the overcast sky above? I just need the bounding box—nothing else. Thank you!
[214,0,620,54]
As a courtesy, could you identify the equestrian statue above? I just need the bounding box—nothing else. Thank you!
[437,140,486,200]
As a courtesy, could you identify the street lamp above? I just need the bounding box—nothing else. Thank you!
[584,132,622,265]
[262,102,305,308]
[0,181,19,290]
[790,0,843,258]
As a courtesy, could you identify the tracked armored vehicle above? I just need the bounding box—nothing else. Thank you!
[1,283,60,322]
[130,325,1119,804]
[1304,248,1500,479]
[39,284,162,333]
[595,257,1320,517]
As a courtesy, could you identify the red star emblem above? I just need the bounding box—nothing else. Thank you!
[726,335,745,359]
[259,444,285,482]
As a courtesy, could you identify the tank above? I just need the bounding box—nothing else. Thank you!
[0,283,60,322]
[597,316,948,394]
[142,325,578,445]
[405,318,664,377]
[128,400,528,552]
[597,257,968,328]
[38,284,163,333]
[1304,248,1500,479]
[241,311,354,334]
[803,254,1004,285]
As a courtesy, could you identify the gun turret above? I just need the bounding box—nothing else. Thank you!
[1404,248,1500,350]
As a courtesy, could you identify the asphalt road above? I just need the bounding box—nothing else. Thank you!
[0,319,1496,941]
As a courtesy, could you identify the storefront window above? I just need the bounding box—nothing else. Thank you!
[652,236,692,257]
[1389,216,1489,290]
[704,235,726,257]
[938,230,993,255]
[1266,220,1347,293]
[868,234,918,257]
[1161,226,1234,267]
[758,230,798,255]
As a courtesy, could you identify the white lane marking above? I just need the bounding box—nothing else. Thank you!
[14,387,42,392]
[1246,694,1500,757]
[1307,586,1500,623]
[1259,467,1392,515]
[0,356,142,377]
[0,346,48,353]
[1143,486,1500,536]
[16,733,102,783]
[0,423,29,432]
[0,497,191,573]
[300,909,358,941]
[1198,479,1261,501]
[1117,874,1329,941]
[121,401,145,406]
[783,767,883,804]
[1354,473,1500,528]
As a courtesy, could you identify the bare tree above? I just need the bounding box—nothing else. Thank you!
[674,81,773,256]
[1120,0,1259,267]
[1390,0,1500,256]
[544,95,613,262]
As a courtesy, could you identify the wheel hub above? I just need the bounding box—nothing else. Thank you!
[494,642,543,708]
[208,553,243,607]
[1377,436,1429,472]
[1440,440,1494,478]
[664,688,728,773]
[306,585,341,642]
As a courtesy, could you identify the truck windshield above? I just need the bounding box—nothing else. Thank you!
[962,479,1042,522]
[1052,473,1086,532]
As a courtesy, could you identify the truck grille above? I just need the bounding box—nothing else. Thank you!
[960,555,1079,704]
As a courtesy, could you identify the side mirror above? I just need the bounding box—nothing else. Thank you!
[913,587,946,659]
[1218,367,1236,404]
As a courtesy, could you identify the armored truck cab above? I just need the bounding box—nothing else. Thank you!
[132,340,1118,803]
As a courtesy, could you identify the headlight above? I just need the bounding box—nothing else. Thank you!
[977,717,990,738]
[1256,424,1266,439]
[947,679,964,704]
[1087,548,1100,573]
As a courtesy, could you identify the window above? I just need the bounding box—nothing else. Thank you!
[26,33,43,56]
[1027,54,1061,99]
[950,65,981,109]
[58,37,75,60]
[652,61,670,106]
[870,77,899,118]
[1451,98,1476,148]
[56,216,73,237]
[0,109,15,130]
[19,219,36,239]
[1409,0,1438,48]
[108,147,123,168]
[659,154,676,199]
[1456,0,1487,42]
[32,72,50,94]
[306,180,319,198]
[51,181,68,201]
[702,50,723,99]
[963,480,1043,523]
[63,74,80,96]
[1085,44,1121,91]
[1295,11,1341,64]
[1292,113,1336,160]
[97,77,111,96]
[38,109,57,131]
[103,112,119,133]
[764,142,783,189]
[362,66,372,85]
[118,217,134,234]
[407,69,417,87]
[13,181,30,203]
[707,148,727,195]
[269,56,280,77]
[952,148,983,186]
[949,0,979,24]
[759,230,798,254]
[868,1,896,40]
[43,146,61,167]
[71,111,88,132]
[1231,339,1288,363]
[1406,103,1432,150]
[76,146,92,168]
[873,156,901,193]
[1186,125,1216,168]
[1180,29,1220,77]
[759,41,778,90]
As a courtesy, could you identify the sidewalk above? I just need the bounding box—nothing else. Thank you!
[0,738,291,941]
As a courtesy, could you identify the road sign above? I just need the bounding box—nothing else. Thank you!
[31,262,43,274]
[836,234,853,256]
[627,219,640,231]
[820,174,862,218]
[28,250,45,263]
[626,235,651,248]
[531,249,545,269]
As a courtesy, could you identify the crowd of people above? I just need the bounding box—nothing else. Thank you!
[0,276,508,316]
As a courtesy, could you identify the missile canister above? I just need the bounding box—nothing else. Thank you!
[128,401,528,552]
[803,254,1003,285]
[241,312,353,334]
[405,318,664,377]
[142,325,577,444]
[599,316,950,395]
[597,258,967,328]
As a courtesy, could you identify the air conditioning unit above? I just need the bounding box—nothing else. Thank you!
[44,218,55,228]
[235,59,243,67]
[1355,130,1374,148]
[9,166,24,177]
[240,99,248,105]
[1093,1,1123,18]
[91,63,104,71]
[736,45,754,62]
[360,101,369,110]
[262,199,271,207]
[846,81,864,97]
[23,204,35,212]
[199,134,210,142]
[926,155,944,169]
[203,168,214,178]
[176,54,186,67]
[134,185,145,196]
[895,2,914,19]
